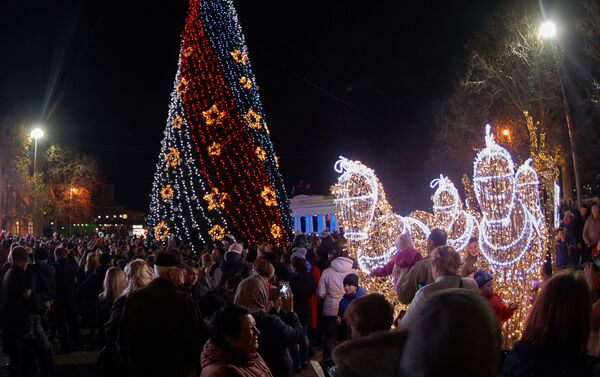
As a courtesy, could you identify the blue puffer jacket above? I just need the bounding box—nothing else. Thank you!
[338,286,366,317]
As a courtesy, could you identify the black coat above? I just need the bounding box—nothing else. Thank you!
[120,278,206,377]
[289,272,316,326]
[180,283,208,305]
[53,258,78,307]
[26,263,55,302]
[218,252,251,287]
[501,341,594,377]
[0,265,30,336]
[253,310,304,377]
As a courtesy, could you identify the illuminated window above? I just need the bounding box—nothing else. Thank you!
[15,221,20,234]
[28,221,33,234]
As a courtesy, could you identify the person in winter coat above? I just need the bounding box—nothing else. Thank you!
[370,231,421,297]
[27,247,55,322]
[53,247,82,353]
[306,249,321,331]
[200,305,273,377]
[289,254,316,370]
[401,289,500,377]
[316,248,355,360]
[337,273,365,321]
[316,230,335,271]
[473,270,517,327]
[399,245,478,329]
[218,243,251,288]
[460,237,481,277]
[233,260,304,377]
[119,253,206,377]
[502,271,595,377]
[397,228,448,305]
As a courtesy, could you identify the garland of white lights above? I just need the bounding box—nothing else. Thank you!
[554,181,561,230]
[333,157,379,241]
[516,159,543,228]
[473,125,541,268]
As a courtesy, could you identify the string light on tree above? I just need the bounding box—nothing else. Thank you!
[261,186,277,207]
[160,185,174,202]
[147,0,292,250]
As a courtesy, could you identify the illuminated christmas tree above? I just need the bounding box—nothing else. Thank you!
[148,0,292,251]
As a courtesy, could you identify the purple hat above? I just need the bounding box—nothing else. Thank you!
[473,270,493,288]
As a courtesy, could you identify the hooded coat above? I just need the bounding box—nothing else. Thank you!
[218,251,252,287]
[316,256,354,316]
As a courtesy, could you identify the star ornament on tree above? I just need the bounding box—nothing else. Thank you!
[176,77,189,96]
[183,46,194,57]
[261,186,277,207]
[154,221,169,241]
[160,184,174,202]
[230,49,247,65]
[208,224,226,240]
[255,146,266,161]
[239,76,252,89]
[164,147,180,169]
[208,142,222,156]
[202,104,226,126]
[243,108,262,129]
[270,224,282,239]
[203,187,230,211]
[172,116,183,129]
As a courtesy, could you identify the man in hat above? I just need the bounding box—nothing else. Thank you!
[222,234,236,251]
[120,252,206,377]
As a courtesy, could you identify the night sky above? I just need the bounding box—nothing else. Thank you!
[1,0,508,214]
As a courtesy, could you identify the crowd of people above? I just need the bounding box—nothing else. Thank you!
[1,211,600,376]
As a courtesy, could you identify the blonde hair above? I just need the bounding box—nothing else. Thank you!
[85,253,100,273]
[100,267,126,304]
[124,259,153,296]
[431,245,461,276]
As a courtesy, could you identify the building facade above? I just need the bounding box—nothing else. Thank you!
[289,195,339,234]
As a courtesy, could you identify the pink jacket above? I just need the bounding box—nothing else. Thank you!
[371,248,422,281]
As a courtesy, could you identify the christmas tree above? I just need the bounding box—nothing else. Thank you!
[148,0,292,251]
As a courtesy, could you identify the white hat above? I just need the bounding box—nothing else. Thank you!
[228,242,243,254]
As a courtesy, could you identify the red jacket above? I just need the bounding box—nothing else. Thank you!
[308,266,321,329]
[484,292,516,326]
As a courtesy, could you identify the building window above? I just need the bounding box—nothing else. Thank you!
[300,217,306,233]
[28,221,34,234]
[15,221,20,234]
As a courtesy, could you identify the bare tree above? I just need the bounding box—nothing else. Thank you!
[430,1,600,198]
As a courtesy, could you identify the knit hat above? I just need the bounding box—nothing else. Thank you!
[395,229,415,251]
[291,248,307,261]
[227,242,243,254]
[319,229,331,238]
[343,273,359,287]
[473,270,493,288]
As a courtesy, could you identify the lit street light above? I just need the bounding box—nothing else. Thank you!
[30,127,44,176]
[69,187,78,237]
[31,127,44,235]
[539,20,582,207]
[539,21,557,39]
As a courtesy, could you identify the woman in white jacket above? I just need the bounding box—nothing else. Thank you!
[316,248,355,360]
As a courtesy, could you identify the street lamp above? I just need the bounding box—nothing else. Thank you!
[30,127,44,176]
[69,187,78,237]
[539,20,582,207]
[30,127,44,236]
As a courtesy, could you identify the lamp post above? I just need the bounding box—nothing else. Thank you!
[30,127,44,235]
[539,20,582,207]
[69,187,77,237]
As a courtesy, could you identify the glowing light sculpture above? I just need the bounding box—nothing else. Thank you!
[474,125,543,347]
